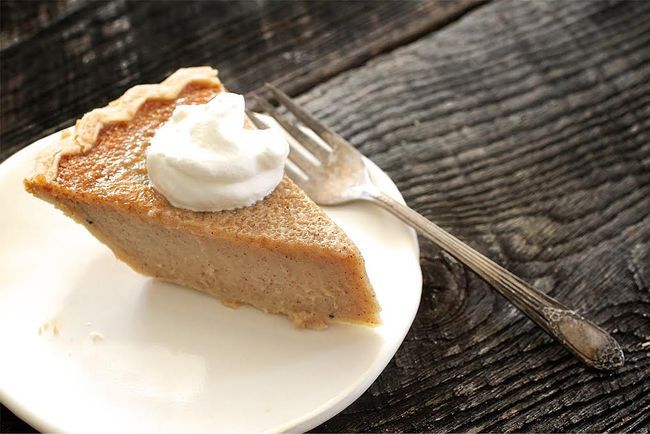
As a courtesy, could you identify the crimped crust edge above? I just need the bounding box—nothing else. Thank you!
[27,66,221,183]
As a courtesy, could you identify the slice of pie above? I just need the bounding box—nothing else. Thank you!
[24,67,380,329]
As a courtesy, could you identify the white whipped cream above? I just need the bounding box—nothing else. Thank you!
[146,92,289,211]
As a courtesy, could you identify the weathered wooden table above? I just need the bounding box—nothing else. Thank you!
[1,0,648,431]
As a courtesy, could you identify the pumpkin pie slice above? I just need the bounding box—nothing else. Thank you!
[24,67,380,329]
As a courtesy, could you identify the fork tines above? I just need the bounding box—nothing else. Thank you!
[248,85,341,175]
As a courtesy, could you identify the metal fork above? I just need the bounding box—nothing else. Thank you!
[249,84,624,371]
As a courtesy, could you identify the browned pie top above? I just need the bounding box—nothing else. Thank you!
[47,82,357,255]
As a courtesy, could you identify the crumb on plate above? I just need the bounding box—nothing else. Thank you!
[38,320,59,336]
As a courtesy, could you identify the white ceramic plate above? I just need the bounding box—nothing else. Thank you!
[0,130,421,433]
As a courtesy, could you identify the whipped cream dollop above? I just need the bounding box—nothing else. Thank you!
[146,92,289,211]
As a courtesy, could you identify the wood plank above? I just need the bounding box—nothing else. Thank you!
[284,0,649,431]
[0,0,482,162]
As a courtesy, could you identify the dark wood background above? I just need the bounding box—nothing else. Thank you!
[1,0,649,432]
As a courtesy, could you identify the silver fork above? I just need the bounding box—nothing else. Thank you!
[249,84,624,371]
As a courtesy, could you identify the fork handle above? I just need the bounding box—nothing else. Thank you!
[364,189,624,370]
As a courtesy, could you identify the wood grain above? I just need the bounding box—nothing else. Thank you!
[289,0,648,431]
[0,0,78,49]
[0,0,482,162]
